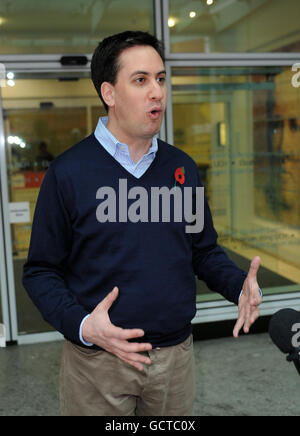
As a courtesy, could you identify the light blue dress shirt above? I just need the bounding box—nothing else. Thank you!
[94,116,158,178]
[79,116,159,345]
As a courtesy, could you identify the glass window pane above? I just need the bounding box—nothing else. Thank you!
[0,189,4,327]
[169,0,300,53]
[2,76,101,334]
[0,283,2,324]
[0,0,154,54]
[171,66,300,302]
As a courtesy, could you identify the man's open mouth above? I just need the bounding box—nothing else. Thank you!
[148,107,162,119]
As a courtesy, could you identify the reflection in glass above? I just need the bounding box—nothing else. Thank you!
[6,106,88,258]
[169,0,300,53]
[0,0,154,54]
[3,77,103,334]
[172,66,300,301]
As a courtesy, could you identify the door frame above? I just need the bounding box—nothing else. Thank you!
[0,89,11,343]
[0,78,95,345]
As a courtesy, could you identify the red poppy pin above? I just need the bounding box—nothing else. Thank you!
[174,166,185,190]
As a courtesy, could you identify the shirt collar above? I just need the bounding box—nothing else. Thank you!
[94,116,158,158]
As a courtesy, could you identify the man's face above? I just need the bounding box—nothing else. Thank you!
[105,45,167,143]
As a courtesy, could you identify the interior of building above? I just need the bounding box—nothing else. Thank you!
[0,0,299,356]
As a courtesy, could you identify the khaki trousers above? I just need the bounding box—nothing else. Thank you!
[60,334,195,416]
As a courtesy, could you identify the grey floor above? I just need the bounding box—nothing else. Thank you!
[0,332,299,416]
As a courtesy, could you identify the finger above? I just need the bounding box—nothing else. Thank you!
[122,358,145,372]
[124,352,152,366]
[107,324,146,341]
[243,306,252,334]
[116,350,152,368]
[114,351,145,371]
[247,256,261,280]
[99,286,119,311]
[249,307,260,328]
[112,337,152,354]
[233,314,245,338]
[127,361,144,372]
[233,299,252,337]
[244,306,260,334]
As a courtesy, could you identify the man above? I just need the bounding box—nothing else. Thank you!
[23,31,262,416]
[35,141,54,170]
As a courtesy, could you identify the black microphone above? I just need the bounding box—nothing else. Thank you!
[269,308,300,375]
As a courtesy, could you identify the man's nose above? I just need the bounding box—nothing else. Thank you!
[149,79,164,100]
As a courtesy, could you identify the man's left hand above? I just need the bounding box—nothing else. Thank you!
[233,256,262,338]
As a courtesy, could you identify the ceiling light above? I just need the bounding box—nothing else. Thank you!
[189,11,197,18]
[207,0,214,5]
[7,79,15,87]
[13,136,21,145]
[168,17,176,28]
[7,72,14,80]
[7,136,25,147]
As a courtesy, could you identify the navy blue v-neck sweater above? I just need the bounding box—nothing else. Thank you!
[23,134,247,348]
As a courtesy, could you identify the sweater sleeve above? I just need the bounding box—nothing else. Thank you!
[191,174,247,305]
[22,165,89,343]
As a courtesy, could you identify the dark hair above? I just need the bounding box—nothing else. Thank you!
[91,31,165,112]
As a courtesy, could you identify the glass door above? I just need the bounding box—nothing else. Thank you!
[0,199,10,345]
[169,65,300,305]
[171,94,233,301]
[0,88,11,344]
[0,187,9,343]
[0,73,105,343]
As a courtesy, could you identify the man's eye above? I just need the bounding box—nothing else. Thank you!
[158,77,166,83]
[136,77,145,83]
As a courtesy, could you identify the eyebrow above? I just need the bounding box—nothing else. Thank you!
[130,70,166,78]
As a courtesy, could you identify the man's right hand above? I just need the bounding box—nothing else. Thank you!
[81,286,152,371]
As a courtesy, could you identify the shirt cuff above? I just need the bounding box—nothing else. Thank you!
[238,287,263,302]
[79,314,93,347]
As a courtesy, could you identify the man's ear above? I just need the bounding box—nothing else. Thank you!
[100,82,115,109]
